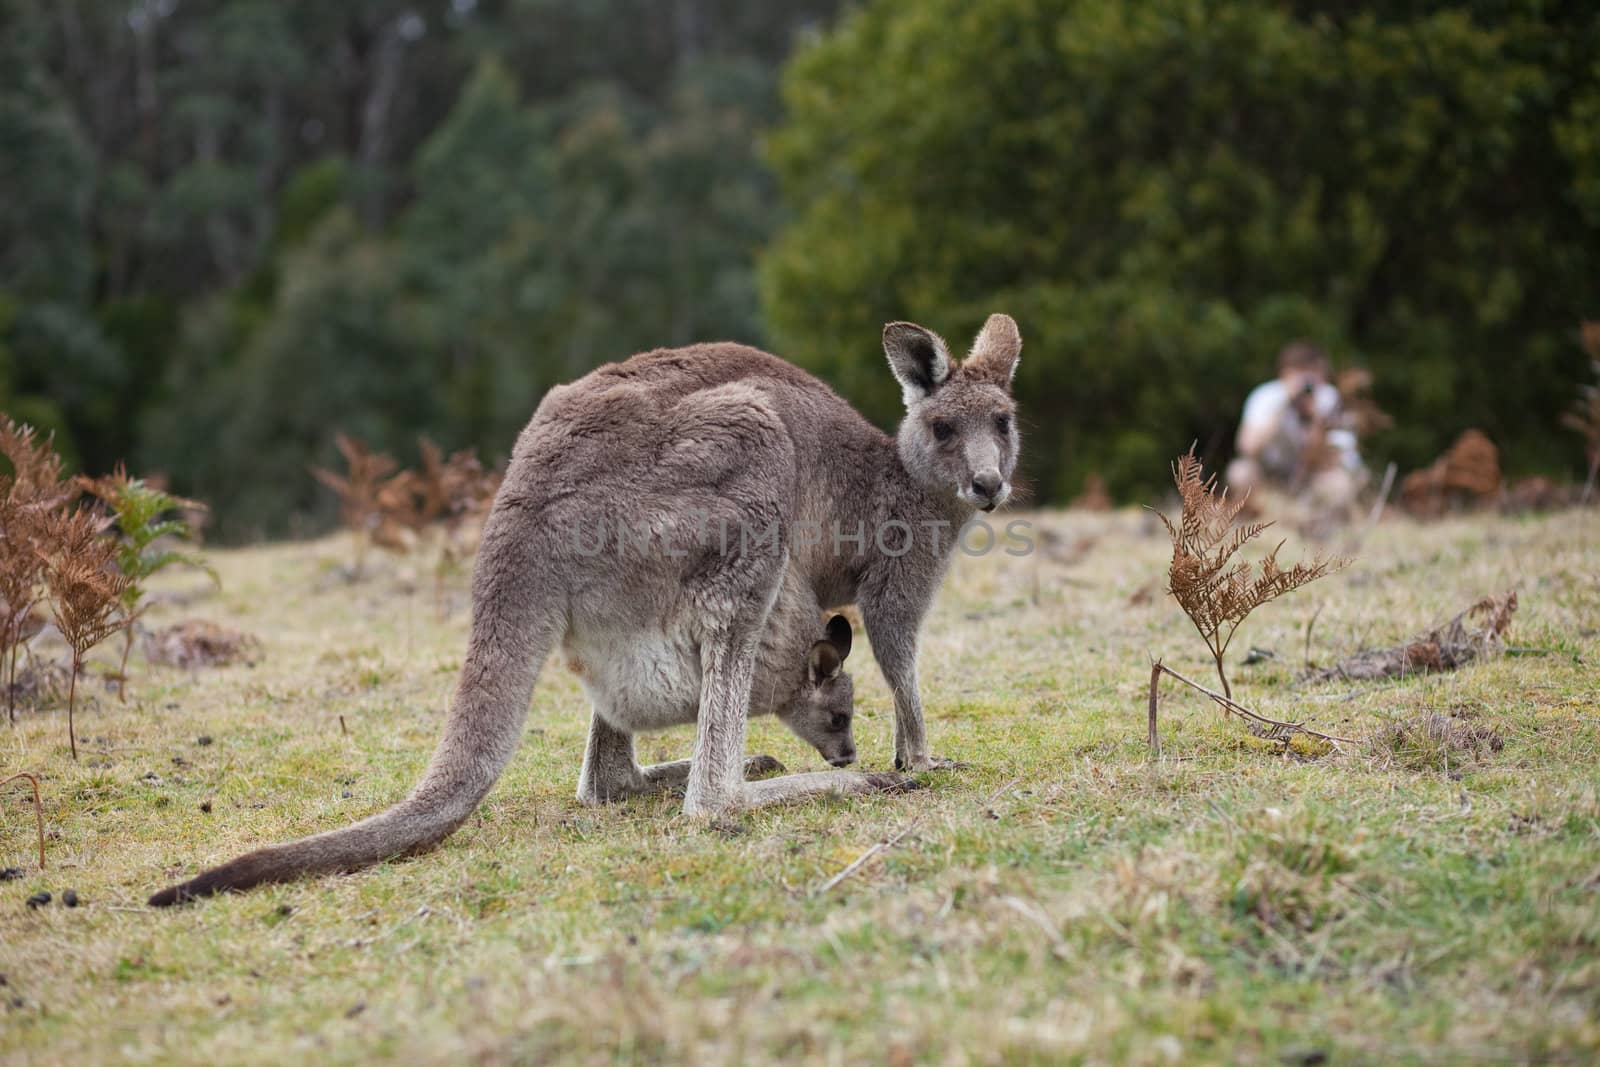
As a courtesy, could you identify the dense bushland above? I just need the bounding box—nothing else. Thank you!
[2,1,1596,535]
[763,0,1600,500]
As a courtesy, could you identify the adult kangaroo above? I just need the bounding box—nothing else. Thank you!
[148,314,1021,905]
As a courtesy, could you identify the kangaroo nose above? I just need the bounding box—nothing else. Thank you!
[829,750,857,768]
[972,471,1002,500]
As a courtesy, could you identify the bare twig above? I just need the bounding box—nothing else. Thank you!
[2,771,46,869]
[1147,660,1162,758]
[1366,462,1398,529]
[1147,661,1359,751]
[1303,603,1325,670]
[813,813,927,896]
[67,663,78,760]
[814,776,1022,895]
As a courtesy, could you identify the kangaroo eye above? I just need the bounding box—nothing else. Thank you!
[830,713,850,732]
[930,420,955,443]
[995,414,1011,435]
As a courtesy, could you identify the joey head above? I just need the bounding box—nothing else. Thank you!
[777,614,857,768]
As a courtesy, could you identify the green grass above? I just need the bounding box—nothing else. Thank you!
[2,508,1598,1065]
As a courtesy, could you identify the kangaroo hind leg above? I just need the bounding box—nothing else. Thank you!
[576,714,648,805]
[579,710,787,807]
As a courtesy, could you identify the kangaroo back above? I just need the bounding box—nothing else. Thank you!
[148,506,560,905]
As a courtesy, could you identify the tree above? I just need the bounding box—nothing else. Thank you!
[0,2,104,469]
[5,0,845,536]
[140,211,441,540]
[762,0,1600,501]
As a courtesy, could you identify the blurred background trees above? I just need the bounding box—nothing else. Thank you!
[764,0,1600,501]
[1,0,1595,537]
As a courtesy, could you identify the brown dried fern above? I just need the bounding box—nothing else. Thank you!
[1309,591,1517,682]
[0,417,71,510]
[408,436,500,615]
[311,433,400,575]
[325,433,500,613]
[379,436,497,536]
[0,416,77,724]
[38,508,131,759]
[0,496,45,725]
[1154,449,1345,700]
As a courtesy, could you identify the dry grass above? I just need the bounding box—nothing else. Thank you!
[1311,591,1517,682]
[2,507,1598,1065]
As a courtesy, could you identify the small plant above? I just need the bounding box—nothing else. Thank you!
[1145,450,1352,755]
[415,435,500,532]
[1155,448,1343,700]
[314,432,500,604]
[1562,323,1600,505]
[38,508,131,759]
[1398,429,1503,519]
[81,466,217,700]
[0,417,74,724]
[311,433,399,576]
[370,435,498,548]
[409,436,500,612]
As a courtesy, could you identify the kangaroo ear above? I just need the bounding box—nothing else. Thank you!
[808,639,843,682]
[824,614,853,661]
[964,313,1021,388]
[883,321,952,407]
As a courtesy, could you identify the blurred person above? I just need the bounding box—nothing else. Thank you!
[1227,342,1365,509]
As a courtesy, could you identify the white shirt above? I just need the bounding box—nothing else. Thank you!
[1238,380,1344,477]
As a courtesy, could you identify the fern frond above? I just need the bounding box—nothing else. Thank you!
[1158,447,1346,697]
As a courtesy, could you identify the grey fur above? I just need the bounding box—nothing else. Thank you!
[147,314,1022,906]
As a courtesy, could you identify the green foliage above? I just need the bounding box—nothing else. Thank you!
[762,0,1600,501]
[140,212,440,540]
[0,6,95,305]
[7,0,1596,528]
[1,2,837,534]
[54,4,831,538]
[142,47,800,536]
[83,468,217,618]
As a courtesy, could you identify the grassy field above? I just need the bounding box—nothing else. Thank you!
[2,506,1598,1065]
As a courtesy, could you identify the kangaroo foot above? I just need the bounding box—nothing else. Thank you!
[862,771,922,794]
[744,754,786,778]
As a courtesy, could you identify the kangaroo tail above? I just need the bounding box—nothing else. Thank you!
[149,511,560,906]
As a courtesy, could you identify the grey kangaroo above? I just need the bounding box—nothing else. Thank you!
[149,314,1021,905]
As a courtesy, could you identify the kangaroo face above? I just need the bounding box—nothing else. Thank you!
[777,615,857,767]
[884,314,1022,512]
